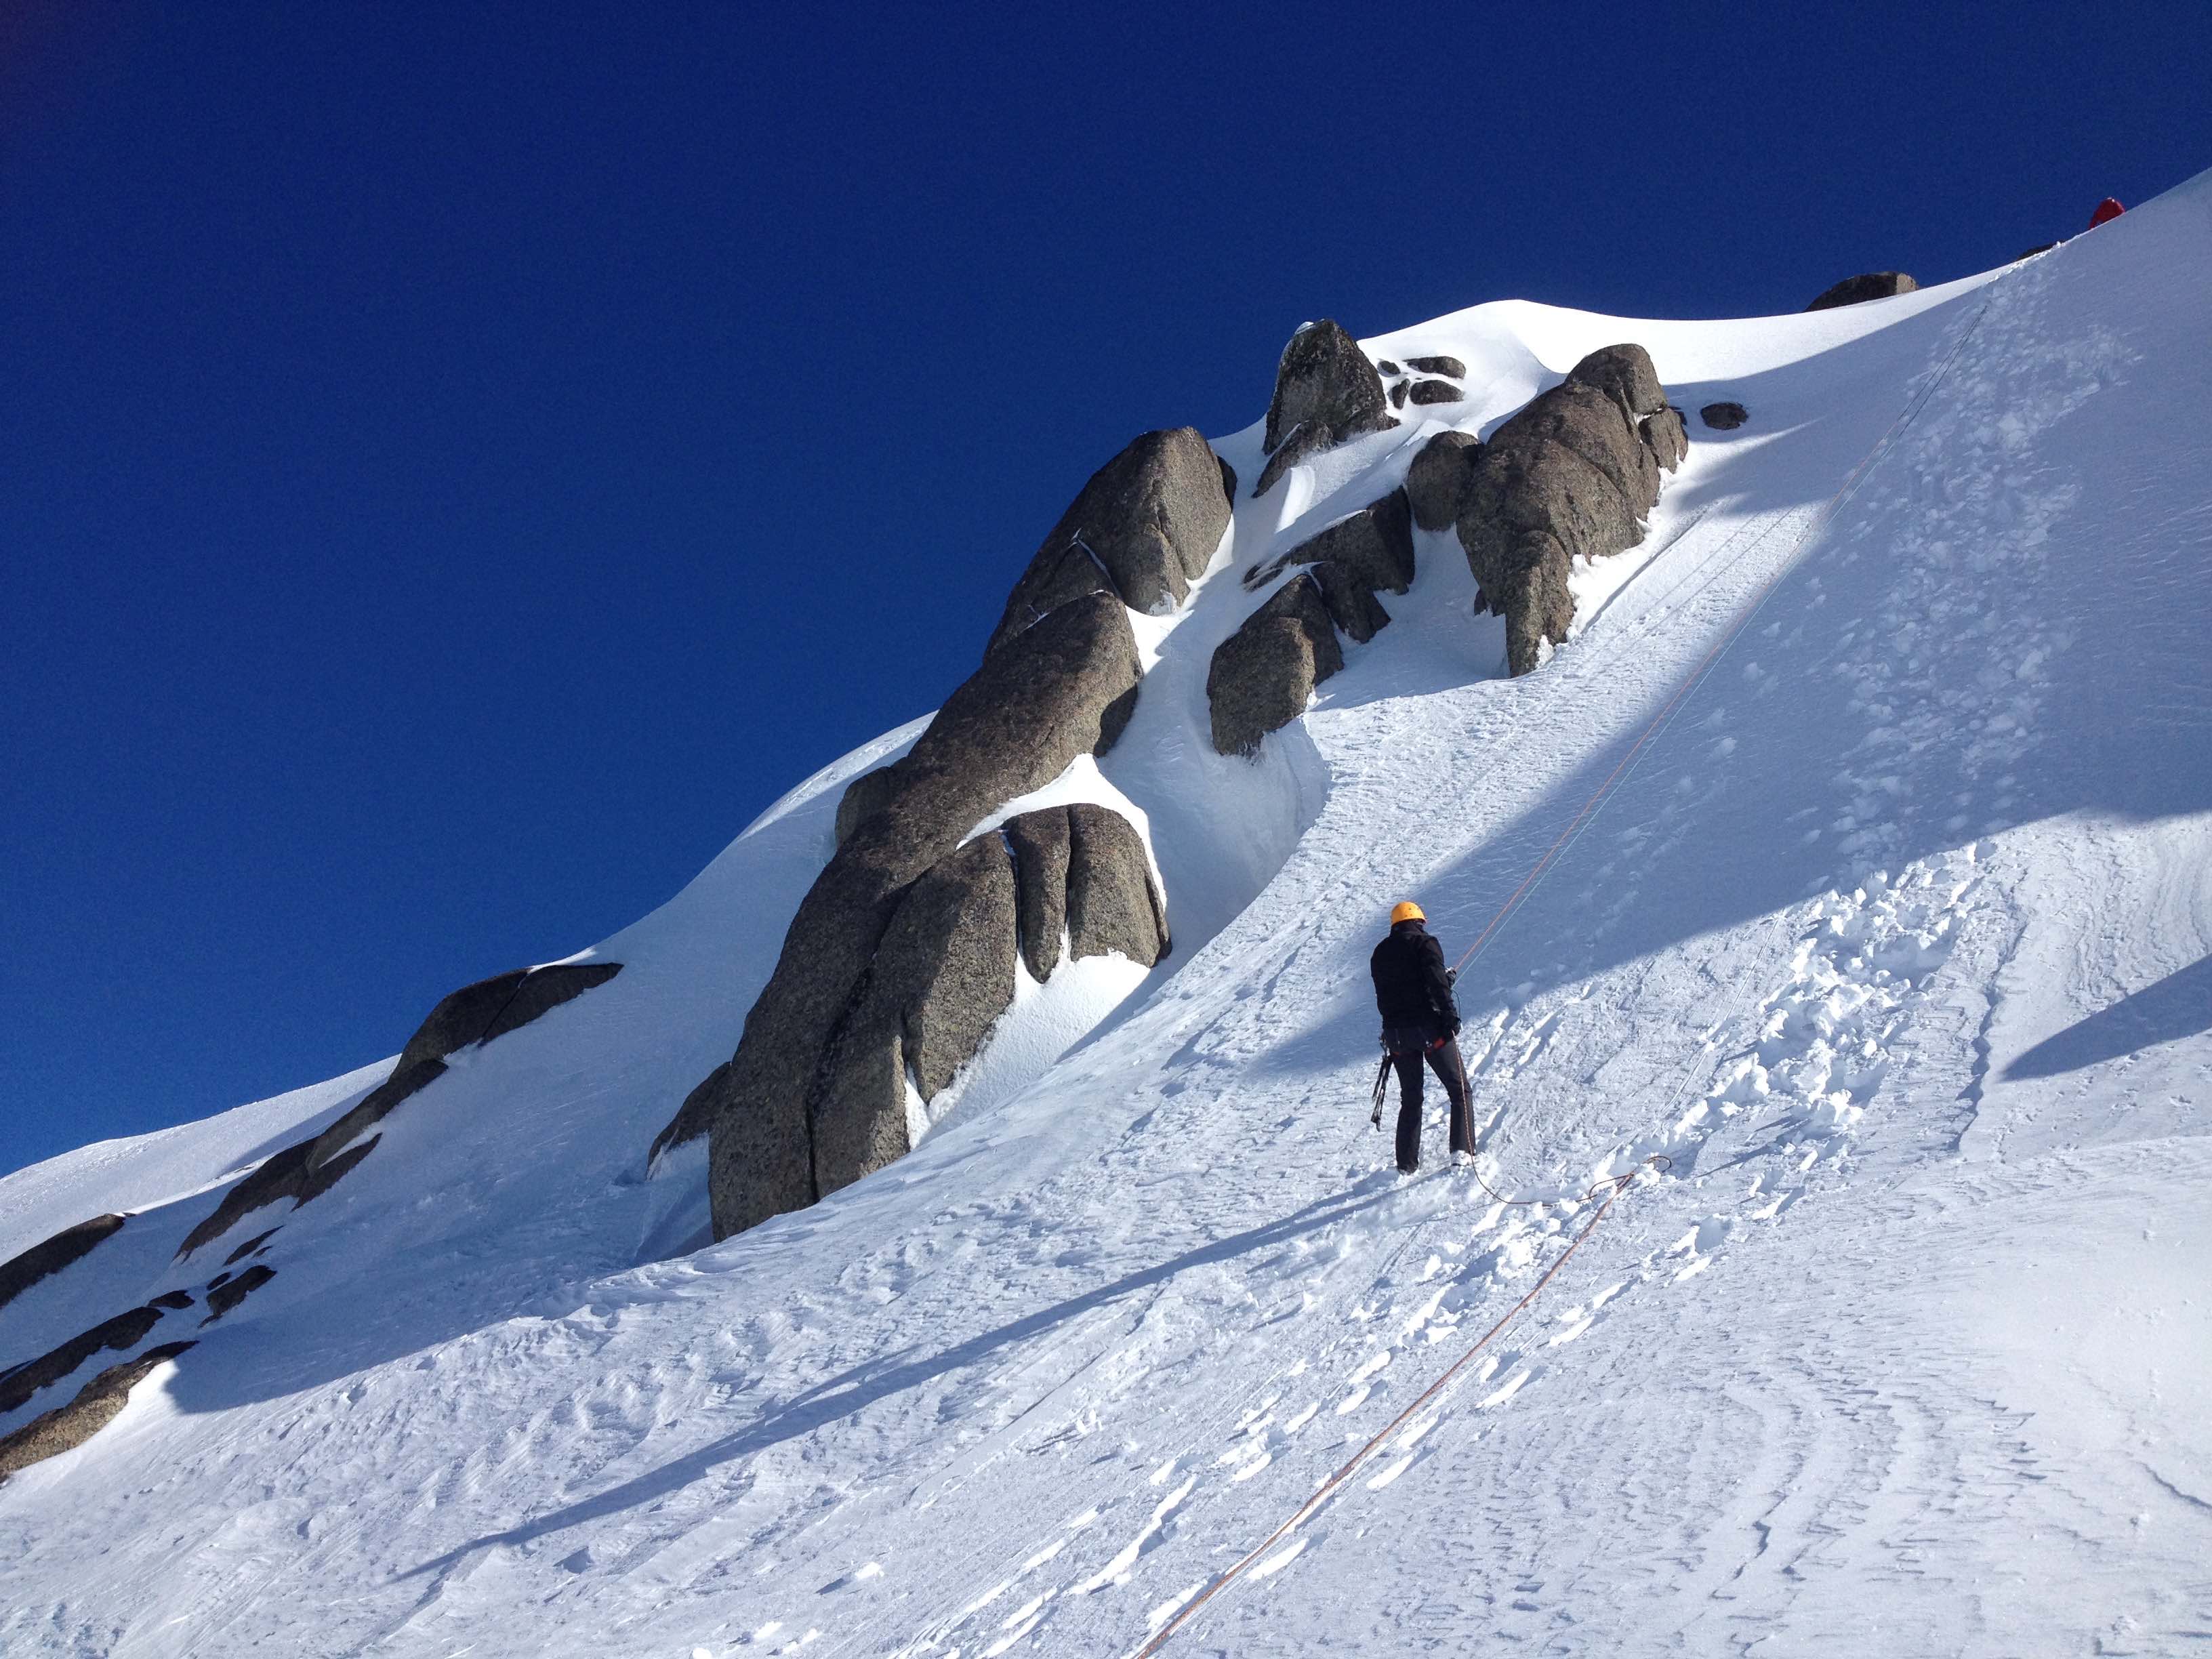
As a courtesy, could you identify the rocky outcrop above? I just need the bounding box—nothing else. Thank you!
[201,1264,275,1324]
[1006,809,1073,981]
[1254,321,1397,497]
[1406,431,1481,531]
[178,963,623,1258]
[0,1214,126,1314]
[1408,380,1462,406]
[221,1228,279,1267]
[0,1340,194,1486]
[1208,575,1345,756]
[1210,490,1418,754]
[834,764,901,848]
[1455,344,1687,675]
[988,428,1230,651]
[1065,803,1169,964]
[0,1305,166,1416]
[1700,401,1748,431]
[1245,489,1414,600]
[1404,355,1466,377]
[1805,272,1917,311]
[811,835,1019,1195]
[806,801,1168,1197]
[672,590,1147,1239]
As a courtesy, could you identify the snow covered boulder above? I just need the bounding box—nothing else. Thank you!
[1246,487,1414,599]
[0,1304,167,1416]
[1806,271,1918,310]
[987,427,1230,651]
[685,592,1146,1240]
[0,1340,194,1486]
[0,1214,127,1314]
[1456,343,1685,675]
[1254,319,1397,497]
[176,963,624,1258]
[1701,401,1748,430]
[394,963,623,1072]
[1208,575,1345,756]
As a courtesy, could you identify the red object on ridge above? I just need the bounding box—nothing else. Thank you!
[2089,197,2126,228]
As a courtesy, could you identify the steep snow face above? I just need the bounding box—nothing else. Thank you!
[4,170,2211,1657]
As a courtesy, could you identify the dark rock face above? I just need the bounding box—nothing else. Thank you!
[178,964,623,1258]
[0,1305,165,1416]
[1246,489,1414,599]
[1406,430,1481,531]
[0,1340,195,1486]
[201,1264,276,1325]
[1700,401,1748,431]
[1216,454,1237,504]
[1456,344,1687,675]
[1004,808,1073,982]
[1389,380,1409,410]
[1066,803,1168,964]
[1208,576,1345,756]
[221,1228,279,1267]
[1644,407,1690,472]
[148,1290,194,1311]
[811,835,1019,1197]
[1254,321,1397,497]
[687,592,1145,1239]
[398,963,623,1071]
[834,764,901,848]
[1404,355,1466,378]
[1805,272,1918,311]
[988,428,1229,651]
[1209,489,1420,752]
[1408,380,1463,406]
[0,1214,126,1313]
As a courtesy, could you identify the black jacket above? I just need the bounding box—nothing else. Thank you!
[1370,920,1459,1033]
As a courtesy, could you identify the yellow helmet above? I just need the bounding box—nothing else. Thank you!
[1390,900,1425,925]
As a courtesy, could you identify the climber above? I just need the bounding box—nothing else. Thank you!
[2088,197,2125,229]
[1370,901,1475,1174]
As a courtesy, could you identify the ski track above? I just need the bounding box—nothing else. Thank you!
[4,178,2211,1658]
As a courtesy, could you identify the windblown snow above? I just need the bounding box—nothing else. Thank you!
[4,171,2209,1657]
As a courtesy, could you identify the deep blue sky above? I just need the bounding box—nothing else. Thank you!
[5,2,2207,1180]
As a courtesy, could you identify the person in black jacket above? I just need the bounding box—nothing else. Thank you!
[1370,900,1473,1173]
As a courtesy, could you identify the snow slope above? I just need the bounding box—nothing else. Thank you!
[3,169,2209,1656]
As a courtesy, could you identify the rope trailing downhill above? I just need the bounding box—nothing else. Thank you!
[1138,290,2004,1657]
[1131,1155,1669,1658]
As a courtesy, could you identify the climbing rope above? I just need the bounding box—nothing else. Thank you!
[1130,1152,1669,1658]
[1141,289,2007,1658]
[1448,284,2001,988]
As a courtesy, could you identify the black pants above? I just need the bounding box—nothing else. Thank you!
[1387,1032,1473,1172]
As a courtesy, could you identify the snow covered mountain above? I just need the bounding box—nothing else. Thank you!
[4,167,2209,1657]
